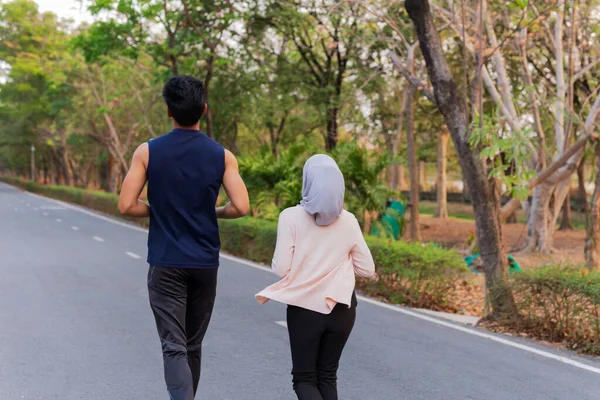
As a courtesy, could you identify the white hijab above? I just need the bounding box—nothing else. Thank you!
[299,154,345,226]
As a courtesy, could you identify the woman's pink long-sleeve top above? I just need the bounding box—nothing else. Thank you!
[256,206,375,314]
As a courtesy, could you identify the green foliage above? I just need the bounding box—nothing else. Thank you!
[468,112,535,200]
[238,140,393,223]
[331,142,394,221]
[73,20,140,63]
[238,141,313,220]
[218,217,278,264]
[511,264,600,354]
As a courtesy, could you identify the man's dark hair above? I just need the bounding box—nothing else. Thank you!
[162,75,206,127]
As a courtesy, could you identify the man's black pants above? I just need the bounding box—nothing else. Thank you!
[287,293,357,400]
[148,266,218,400]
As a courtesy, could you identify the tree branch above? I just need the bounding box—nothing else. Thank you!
[390,52,436,104]
[501,93,600,219]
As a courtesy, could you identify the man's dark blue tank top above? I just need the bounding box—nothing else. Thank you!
[147,129,225,269]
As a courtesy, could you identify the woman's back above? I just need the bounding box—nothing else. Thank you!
[256,154,375,400]
[256,206,374,314]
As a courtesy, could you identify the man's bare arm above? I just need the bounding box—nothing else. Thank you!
[216,149,250,219]
[118,143,151,218]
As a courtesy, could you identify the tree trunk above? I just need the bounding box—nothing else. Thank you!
[42,154,49,184]
[205,109,215,139]
[585,141,600,270]
[403,0,516,316]
[399,164,407,191]
[525,183,555,253]
[52,150,71,186]
[387,91,406,191]
[525,177,572,253]
[325,107,339,151]
[524,162,576,251]
[386,162,399,190]
[419,160,426,191]
[462,175,470,202]
[560,195,573,230]
[577,160,590,224]
[406,82,421,241]
[204,53,216,138]
[100,156,110,192]
[105,156,119,194]
[61,149,73,187]
[435,128,449,218]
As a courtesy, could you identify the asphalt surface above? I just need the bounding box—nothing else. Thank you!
[1,181,600,400]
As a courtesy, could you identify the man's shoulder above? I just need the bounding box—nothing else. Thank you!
[198,131,224,147]
[147,133,170,146]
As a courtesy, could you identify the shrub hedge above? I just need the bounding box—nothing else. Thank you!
[510,265,600,354]
[1,177,468,310]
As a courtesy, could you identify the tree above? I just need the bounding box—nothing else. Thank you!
[0,0,80,185]
[405,44,421,239]
[585,140,600,270]
[263,0,366,150]
[71,56,167,190]
[435,126,449,218]
[401,0,517,316]
[82,0,242,138]
[432,0,600,253]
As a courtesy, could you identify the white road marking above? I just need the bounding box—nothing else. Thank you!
[126,252,141,259]
[275,321,288,328]
[33,207,39,211]
[93,236,105,242]
[26,204,30,207]
[40,205,66,210]
[43,212,48,216]
[14,208,18,211]
[20,187,600,376]
[56,218,62,223]
[71,226,79,231]
[26,192,147,233]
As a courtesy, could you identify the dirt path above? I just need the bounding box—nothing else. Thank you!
[413,215,586,268]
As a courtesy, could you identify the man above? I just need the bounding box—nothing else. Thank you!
[118,75,250,400]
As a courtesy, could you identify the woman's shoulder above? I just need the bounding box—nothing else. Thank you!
[278,207,359,226]
[278,206,307,222]
[339,210,359,223]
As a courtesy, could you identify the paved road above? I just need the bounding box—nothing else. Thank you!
[1,182,600,400]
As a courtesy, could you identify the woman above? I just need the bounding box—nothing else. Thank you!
[256,154,375,400]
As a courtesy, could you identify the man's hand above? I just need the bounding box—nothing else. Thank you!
[216,149,250,219]
[118,143,151,218]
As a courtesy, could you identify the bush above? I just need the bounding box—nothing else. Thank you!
[218,217,278,264]
[361,238,468,310]
[511,265,600,354]
[1,177,468,311]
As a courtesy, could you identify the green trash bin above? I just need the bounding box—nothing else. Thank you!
[464,253,521,274]
[372,200,406,240]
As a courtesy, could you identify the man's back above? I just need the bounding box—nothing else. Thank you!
[118,75,248,400]
[147,128,225,269]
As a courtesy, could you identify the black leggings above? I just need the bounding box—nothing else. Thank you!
[147,266,218,400]
[287,294,357,400]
